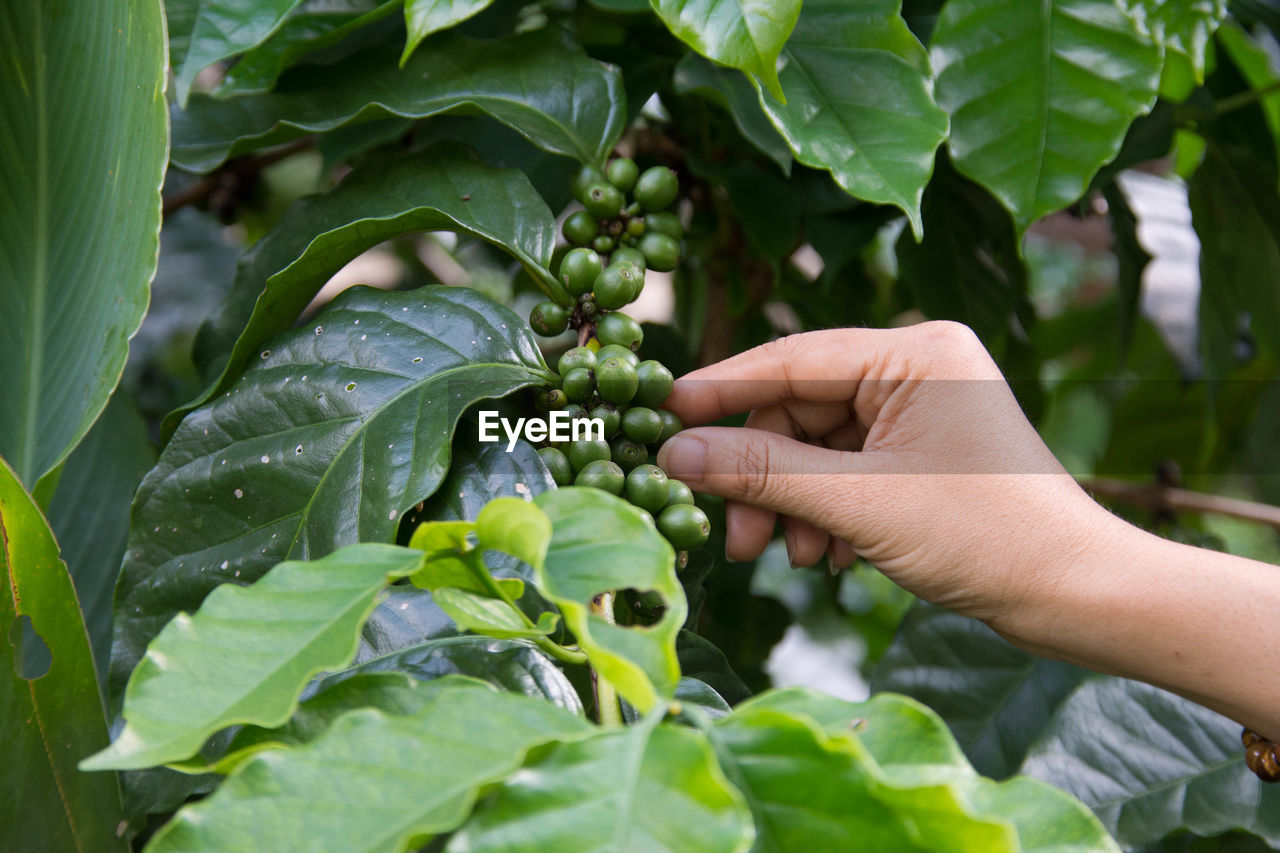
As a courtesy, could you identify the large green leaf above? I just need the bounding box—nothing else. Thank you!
[1121,0,1226,80]
[176,147,561,434]
[452,714,754,852]
[534,488,683,713]
[1216,22,1280,183]
[216,0,403,97]
[84,544,424,771]
[1019,678,1280,849]
[0,456,125,851]
[751,0,949,236]
[871,603,1087,779]
[0,1,166,491]
[673,54,791,173]
[111,286,552,712]
[402,0,496,64]
[167,0,305,104]
[931,0,1162,234]
[145,679,591,852]
[170,29,625,173]
[649,0,800,100]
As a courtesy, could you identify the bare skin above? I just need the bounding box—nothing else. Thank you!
[656,322,1280,740]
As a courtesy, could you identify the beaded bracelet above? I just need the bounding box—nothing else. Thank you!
[1243,728,1280,783]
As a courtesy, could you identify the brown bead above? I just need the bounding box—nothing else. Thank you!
[1246,741,1270,773]
[1262,747,1280,783]
[1243,728,1263,748]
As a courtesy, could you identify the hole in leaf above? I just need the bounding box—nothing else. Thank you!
[10,615,51,680]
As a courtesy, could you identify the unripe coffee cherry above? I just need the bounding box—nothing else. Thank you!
[568,438,611,472]
[563,210,598,245]
[665,479,695,507]
[658,504,710,549]
[633,360,673,407]
[625,464,669,514]
[655,409,683,445]
[643,211,683,240]
[561,367,595,403]
[559,248,603,296]
[622,406,663,444]
[529,301,569,337]
[590,402,621,438]
[634,166,679,211]
[610,436,647,471]
[575,459,625,495]
[595,344,638,367]
[638,232,680,272]
[596,356,639,404]
[538,447,573,486]
[583,183,624,219]
[570,164,608,200]
[606,157,639,193]
[558,346,597,374]
[594,266,638,310]
[595,312,644,351]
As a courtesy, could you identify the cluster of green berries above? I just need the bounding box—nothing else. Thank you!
[528,158,708,556]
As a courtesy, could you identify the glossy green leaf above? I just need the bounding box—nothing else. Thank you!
[145,680,591,852]
[672,54,792,173]
[534,488,683,713]
[1216,22,1280,183]
[871,603,1087,778]
[649,0,800,100]
[1121,0,1226,80]
[167,0,305,104]
[111,286,552,713]
[0,456,125,852]
[217,0,402,97]
[85,544,424,770]
[677,630,753,706]
[932,0,1162,234]
[0,1,166,491]
[434,587,560,639]
[751,0,948,236]
[171,30,625,173]
[452,715,755,852]
[475,495,551,569]
[402,0,496,64]
[1020,678,1280,849]
[177,147,561,434]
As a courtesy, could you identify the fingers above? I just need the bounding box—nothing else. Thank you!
[828,538,857,569]
[724,502,775,562]
[783,517,829,567]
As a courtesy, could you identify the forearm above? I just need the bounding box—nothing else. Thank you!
[997,511,1280,740]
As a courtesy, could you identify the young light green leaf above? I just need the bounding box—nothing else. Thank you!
[111,286,552,719]
[932,0,1162,235]
[171,30,625,172]
[751,0,949,236]
[649,0,800,100]
[451,715,754,852]
[145,681,591,852]
[402,0,496,65]
[167,0,306,104]
[534,488,682,713]
[0,0,166,492]
[475,495,552,569]
[434,587,560,639]
[1,456,126,851]
[1120,0,1226,81]
[85,544,424,771]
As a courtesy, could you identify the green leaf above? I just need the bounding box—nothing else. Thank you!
[475,495,552,568]
[931,0,1163,234]
[1121,0,1226,80]
[111,286,552,715]
[402,0,496,64]
[1216,22,1280,184]
[751,0,949,236]
[676,630,753,706]
[0,456,125,851]
[871,603,1087,779]
[649,0,800,100]
[216,0,403,97]
[84,544,424,771]
[673,54,792,173]
[1019,678,1280,849]
[46,396,155,681]
[167,0,306,104]
[434,587,560,639]
[171,29,625,173]
[452,715,755,852]
[0,1,166,491]
[177,147,561,433]
[534,488,683,713]
[145,680,591,852]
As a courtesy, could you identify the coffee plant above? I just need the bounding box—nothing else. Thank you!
[5,0,1280,850]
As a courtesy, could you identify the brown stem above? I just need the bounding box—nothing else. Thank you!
[1081,478,1280,531]
[162,137,317,219]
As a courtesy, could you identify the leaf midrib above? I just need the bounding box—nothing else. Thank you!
[21,10,50,487]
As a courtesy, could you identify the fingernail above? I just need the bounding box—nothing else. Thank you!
[660,435,707,482]
[785,530,797,567]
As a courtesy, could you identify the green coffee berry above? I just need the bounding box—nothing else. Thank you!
[593,265,637,311]
[634,360,674,408]
[595,312,644,351]
[592,234,616,253]
[570,164,608,200]
[538,447,573,486]
[655,408,683,445]
[638,232,680,272]
[568,437,612,472]
[610,436,647,471]
[558,346,597,374]
[595,344,639,367]
[589,402,621,438]
[583,182,624,219]
[625,464,669,514]
[643,211,683,240]
[575,459,625,495]
[666,479,695,507]
[563,210,598,245]
[624,201,643,217]
[538,388,568,410]
[626,218,646,238]
[529,301,569,337]
[657,503,710,549]
[561,403,589,420]
[595,356,639,404]
[610,246,646,272]
[561,367,595,403]
[635,166,679,211]
[606,157,639,193]
[622,406,663,445]
[625,589,665,619]
[559,248,603,296]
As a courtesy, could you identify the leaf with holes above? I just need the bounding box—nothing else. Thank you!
[0,0,166,493]
[145,680,591,852]
[171,29,625,173]
[111,286,553,715]
[0,456,125,851]
[931,0,1162,234]
[751,0,948,236]
[172,146,560,436]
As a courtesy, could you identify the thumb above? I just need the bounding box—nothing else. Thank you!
[656,427,871,533]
